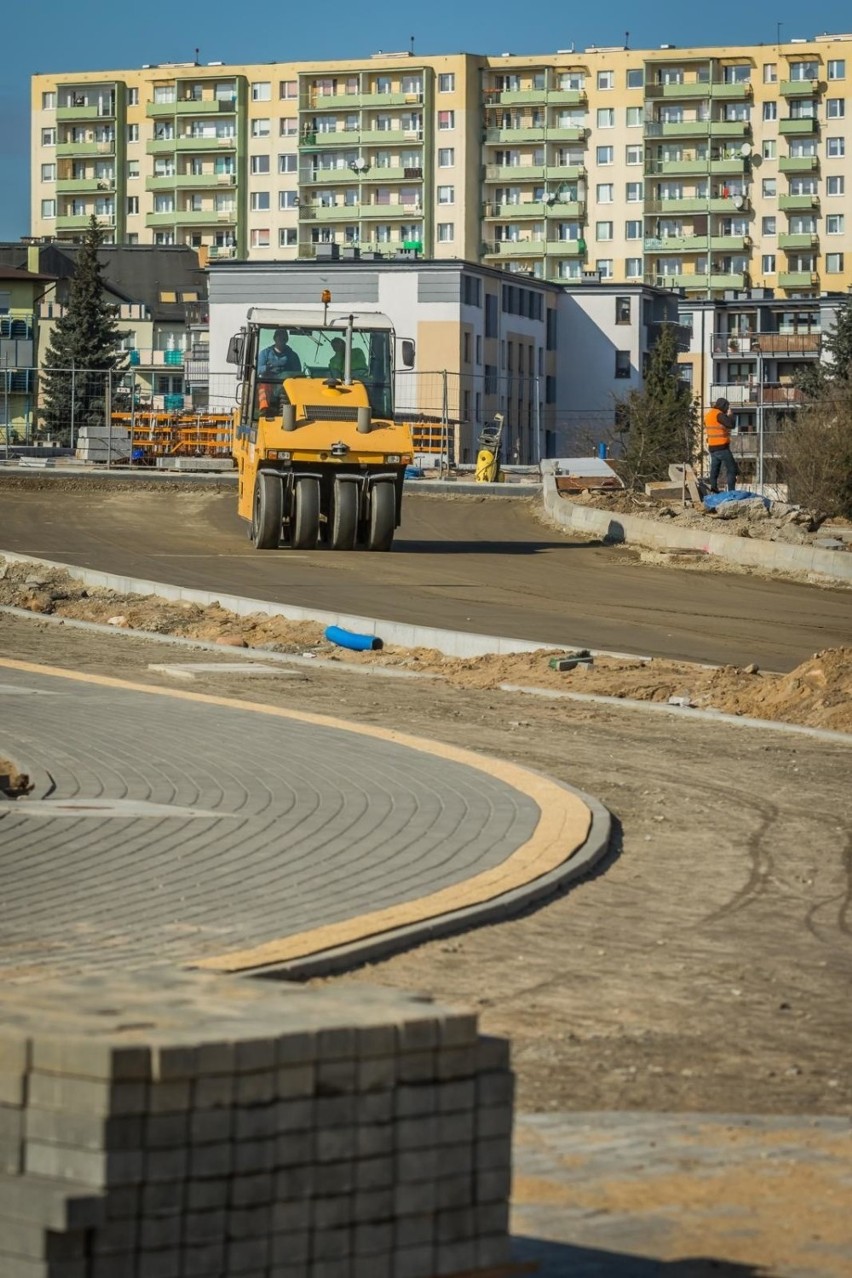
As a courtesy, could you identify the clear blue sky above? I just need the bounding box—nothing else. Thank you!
[2,0,849,241]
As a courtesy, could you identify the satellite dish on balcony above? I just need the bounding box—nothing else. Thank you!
[740,142,752,157]
[732,194,745,209]
[349,157,369,173]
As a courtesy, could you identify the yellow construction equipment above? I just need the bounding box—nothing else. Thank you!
[475,414,505,483]
[228,304,415,551]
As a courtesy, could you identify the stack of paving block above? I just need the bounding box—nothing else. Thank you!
[0,970,514,1277]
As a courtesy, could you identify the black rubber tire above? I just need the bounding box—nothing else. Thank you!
[252,471,283,549]
[291,477,320,550]
[367,482,396,552]
[329,479,359,551]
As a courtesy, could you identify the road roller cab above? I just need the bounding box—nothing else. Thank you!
[229,304,414,552]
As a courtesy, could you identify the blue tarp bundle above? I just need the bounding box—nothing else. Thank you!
[703,490,771,511]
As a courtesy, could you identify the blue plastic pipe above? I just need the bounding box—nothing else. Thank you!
[324,625,382,652]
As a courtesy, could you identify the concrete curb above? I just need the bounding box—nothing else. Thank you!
[499,682,852,746]
[260,781,612,980]
[0,550,569,659]
[541,474,852,585]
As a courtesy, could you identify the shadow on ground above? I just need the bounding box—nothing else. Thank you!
[514,1236,775,1277]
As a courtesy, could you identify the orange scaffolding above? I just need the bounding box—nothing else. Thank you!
[112,412,233,461]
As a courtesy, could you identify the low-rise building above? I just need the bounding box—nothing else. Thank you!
[207,254,680,461]
[0,264,55,442]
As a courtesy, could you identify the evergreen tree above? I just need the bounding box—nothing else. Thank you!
[795,295,852,398]
[616,323,697,489]
[40,216,127,442]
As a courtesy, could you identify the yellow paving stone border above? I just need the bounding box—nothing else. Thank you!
[0,657,597,974]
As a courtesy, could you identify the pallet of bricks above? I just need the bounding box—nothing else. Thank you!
[0,969,515,1277]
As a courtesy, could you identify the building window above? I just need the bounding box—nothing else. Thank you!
[41,128,56,146]
[827,98,846,119]
[127,87,139,106]
[596,145,614,165]
[626,181,643,202]
[626,257,642,278]
[596,259,613,279]
[279,80,297,99]
[596,183,614,204]
[250,192,270,211]
[762,177,777,198]
[437,185,455,204]
[438,110,455,129]
[279,154,298,174]
[279,118,298,136]
[126,196,139,215]
[827,175,845,196]
[597,70,614,90]
[762,253,776,273]
[41,91,56,109]
[438,73,455,92]
[615,350,631,378]
[596,221,613,240]
[762,139,776,160]
[827,137,846,157]
[279,228,298,246]
[279,190,299,209]
[763,63,777,83]
[626,144,643,166]
[251,155,271,174]
[828,59,846,80]
[127,123,139,142]
[763,101,777,122]
[250,228,270,247]
[40,163,55,181]
[827,213,845,234]
[597,107,615,127]
[438,147,455,167]
[626,106,642,127]
[826,252,844,272]
[41,199,56,218]
[251,82,271,101]
[627,68,644,89]
[762,215,776,235]
[251,119,271,137]
[625,219,642,239]
[437,222,454,242]
[615,296,631,324]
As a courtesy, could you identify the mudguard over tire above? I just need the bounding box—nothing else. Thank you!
[291,476,320,550]
[367,481,396,552]
[329,478,359,551]
[252,471,283,549]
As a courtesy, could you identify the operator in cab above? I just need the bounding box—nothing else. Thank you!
[328,337,368,381]
[258,328,302,415]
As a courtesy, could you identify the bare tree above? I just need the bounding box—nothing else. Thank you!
[781,379,852,517]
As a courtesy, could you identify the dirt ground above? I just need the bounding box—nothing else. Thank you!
[2,609,850,1125]
[3,556,851,732]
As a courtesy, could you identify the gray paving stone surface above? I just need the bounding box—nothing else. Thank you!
[0,667,539,976]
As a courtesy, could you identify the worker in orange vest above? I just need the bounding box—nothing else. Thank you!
[704,396,738,493]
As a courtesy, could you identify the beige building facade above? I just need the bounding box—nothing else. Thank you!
[31,33,852,296]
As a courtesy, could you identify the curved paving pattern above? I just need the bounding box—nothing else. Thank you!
[0,659,597,979]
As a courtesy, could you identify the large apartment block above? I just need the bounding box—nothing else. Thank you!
[31,33,852,295]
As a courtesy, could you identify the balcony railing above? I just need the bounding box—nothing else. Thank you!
[713,333,821,356]
[710,382,805,406]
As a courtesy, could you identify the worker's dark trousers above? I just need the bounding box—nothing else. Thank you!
[708,445,738,492]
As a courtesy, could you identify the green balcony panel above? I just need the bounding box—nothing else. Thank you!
[546,241,584,255]
[647,159,712,176]
[780,80,822,96]
[482,239,545,257]
[56,105,115,122]
[778,193,819,210]
[358,129,414,145]
[356,204,423,220]
[644,197,743,215]
[645,235,709,252]
[710,235,750,251]
[779,155,819,173]
[304,92,367,110]
[173,136,238,152]
[299,130,361,149]
[56,178,111,194]
[146,139,177,155]
[778,270,819,287]
[779,117,818,135]
[55,214,115,231]
[146,174,237,191]
[56,142,115,158]
[485,127,546,144]
[779,233,818,249]
[300,169,360,184]
[485,165,546,181]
